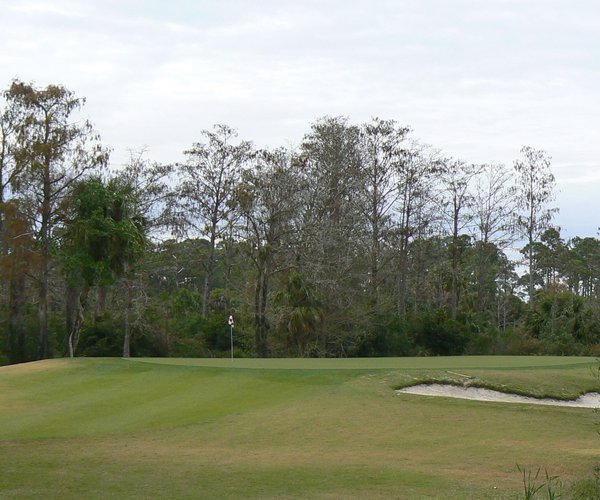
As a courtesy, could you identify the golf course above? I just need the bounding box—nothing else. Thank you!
[1,356,598,499]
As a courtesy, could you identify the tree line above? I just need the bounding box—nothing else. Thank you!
[1,80,599,364]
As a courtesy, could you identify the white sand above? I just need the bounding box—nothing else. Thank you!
[397,384,600,408]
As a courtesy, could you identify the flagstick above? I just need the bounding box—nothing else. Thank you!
[228,315,235,361]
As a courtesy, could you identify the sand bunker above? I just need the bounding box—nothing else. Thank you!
[397,384,600,408]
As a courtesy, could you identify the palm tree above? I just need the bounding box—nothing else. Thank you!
[281,273,323,356]
[61,176,146,357]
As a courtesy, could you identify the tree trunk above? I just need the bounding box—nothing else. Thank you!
[254,251,272,357]
[94,286,108,323]
[396,191,412,318]
[38,146,51,359]
[396,229,410,318]
[528,242,534,303]
[67,284,89,358]
[64,284,78,356]
[370,181,380,305]
[476,243,489,314]
[450,214,459,320]
[123,278,133,358]
[38,257,49,359]
[201,226,217,318]
[527,202,535,303]
[254,270,268,357]
[8,260,27,364]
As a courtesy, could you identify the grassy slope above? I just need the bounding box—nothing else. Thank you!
[0,356,598,499]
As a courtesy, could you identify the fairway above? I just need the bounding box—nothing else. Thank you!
[1,356,598,499]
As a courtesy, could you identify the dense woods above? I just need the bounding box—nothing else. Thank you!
[1,80,599,364]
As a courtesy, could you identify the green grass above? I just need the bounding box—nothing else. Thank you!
[0,356,598,499]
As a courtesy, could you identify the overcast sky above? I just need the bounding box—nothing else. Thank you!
[1,0,599,238]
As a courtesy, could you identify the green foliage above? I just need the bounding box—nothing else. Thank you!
[77,318,122,357]
[201,315,233,352]
[0,311,38,363]
[358,315,415,357]
[521,287,600,355]
[517,465,562,499]
[411,310,469,356]
[153,287,253,357]
[518,465,545,499]
[569,463,600,499]
[464,323,498,355]
[61,176,148,285]
[274,272,324,356]
[62,178,115,285]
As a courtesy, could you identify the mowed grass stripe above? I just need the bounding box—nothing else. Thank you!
[0,359,352,439]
